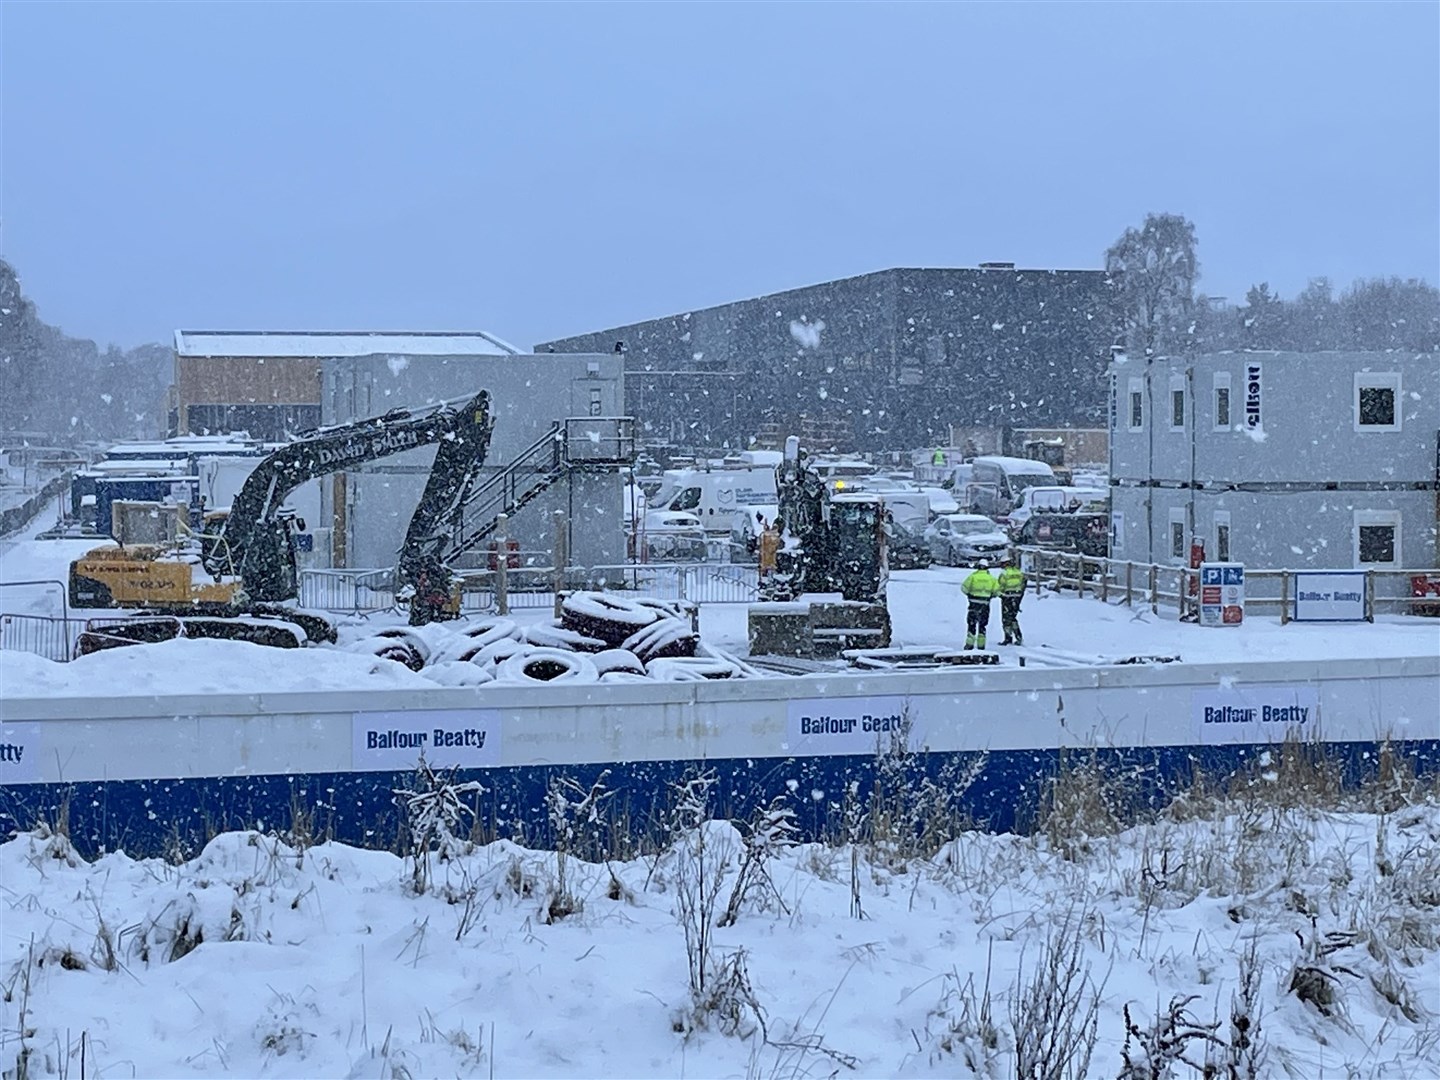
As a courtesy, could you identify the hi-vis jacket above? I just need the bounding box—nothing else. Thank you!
[961,568,999,601]
[997,566,1026,596]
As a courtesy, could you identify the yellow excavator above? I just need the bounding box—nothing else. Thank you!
[68,391,493,649]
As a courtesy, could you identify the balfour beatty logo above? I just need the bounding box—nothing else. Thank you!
[0,743,25,764]
[366,727,488,750]
[800,713,905,735]
[317,428,425,466]
[1299,590,1362,603]
[1203,705,1309,724]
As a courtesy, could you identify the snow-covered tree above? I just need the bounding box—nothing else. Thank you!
[1105,213,1200,358]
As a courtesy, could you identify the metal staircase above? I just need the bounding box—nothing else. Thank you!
[448,416,635,559]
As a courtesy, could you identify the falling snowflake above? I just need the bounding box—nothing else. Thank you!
[789,319,825,349]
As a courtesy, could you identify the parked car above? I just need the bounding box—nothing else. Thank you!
[923,513,1011,566]
[886,516,932,569]
[1015,512,1110,558]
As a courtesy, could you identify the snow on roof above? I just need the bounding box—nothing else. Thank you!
[173,330,523,358]
[971,455,1057,473]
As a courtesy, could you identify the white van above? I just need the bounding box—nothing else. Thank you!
[810,459,876,483]
[648,467,778,533]
[968,456,1058,519]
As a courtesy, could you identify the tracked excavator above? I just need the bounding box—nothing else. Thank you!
[763,436,888,604]
[748,435,891,657]
[68,390,494,648]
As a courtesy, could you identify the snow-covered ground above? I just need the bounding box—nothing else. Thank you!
[3,800,1436,1078]
[3,517,1438,698]
[4,502,1440,1077]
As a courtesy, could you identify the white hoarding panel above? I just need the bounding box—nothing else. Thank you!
[1193,686,1320,743]
[352,709,502,771]
[0,721,43,783]
[1293,571,1367,622]
[784,696,919,756]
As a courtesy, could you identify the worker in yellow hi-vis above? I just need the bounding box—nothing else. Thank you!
[758,515,781,578]
[960,559,999,649]
[997,554,1027,646]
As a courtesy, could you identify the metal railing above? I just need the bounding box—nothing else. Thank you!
[1017,547,1440,620]
[0,613,87,662]
[292,558,764,618]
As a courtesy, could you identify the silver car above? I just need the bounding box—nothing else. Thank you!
[923,513,1011,566]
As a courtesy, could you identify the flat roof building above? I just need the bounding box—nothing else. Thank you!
[169,330,521,441]
[539,265,1122,452]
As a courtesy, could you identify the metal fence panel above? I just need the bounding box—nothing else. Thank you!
[0,613,86,662]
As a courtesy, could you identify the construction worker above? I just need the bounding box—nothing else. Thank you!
[757,514,781,579]
[960,558,999,649]
[997,553,1027,646]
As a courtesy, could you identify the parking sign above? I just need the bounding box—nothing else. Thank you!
[1199,562,1245,626]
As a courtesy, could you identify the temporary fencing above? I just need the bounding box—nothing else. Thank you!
[0,613,87,663]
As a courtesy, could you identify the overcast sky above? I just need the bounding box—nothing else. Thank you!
[2,1,1436,351]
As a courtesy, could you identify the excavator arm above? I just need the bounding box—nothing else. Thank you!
[207,391,492,604]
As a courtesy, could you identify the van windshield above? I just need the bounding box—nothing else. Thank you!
[650,477,682,508]
[1010,472,1055,496]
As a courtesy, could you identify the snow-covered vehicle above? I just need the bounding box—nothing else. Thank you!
[967,456,1058,519]
[920,486,960,518]
[1004,486,1108,534]
[924,513,1011,567]
[633,509,707,560]
[646,466,777,533]
[886,516,932,569]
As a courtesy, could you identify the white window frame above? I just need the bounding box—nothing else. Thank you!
[1212,371,1232,431]
[1354,509,1401,568]
[1213,510,1231,563]
[1127,377,1145,432]
[1110,511,1124,555]
[1169,376,1186,432]
[1354,372,1401,432]
[1168,506,1187,563]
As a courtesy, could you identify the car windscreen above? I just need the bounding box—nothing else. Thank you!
[953,520,997,536]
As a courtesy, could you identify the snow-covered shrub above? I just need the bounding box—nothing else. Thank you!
[719,794,797,927]
[545,771,613,922]
[924,964,1003,1075]
[1117,995,1222,1079]
[392,760,484,895]
[1009,908,1105,1080]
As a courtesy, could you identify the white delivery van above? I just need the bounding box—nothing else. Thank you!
[968,456,1058,519]
[647,467,779,533]
[810,458,877,484]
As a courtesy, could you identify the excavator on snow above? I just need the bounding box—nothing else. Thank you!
[763,435,888,604]
[68,390,494,649]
